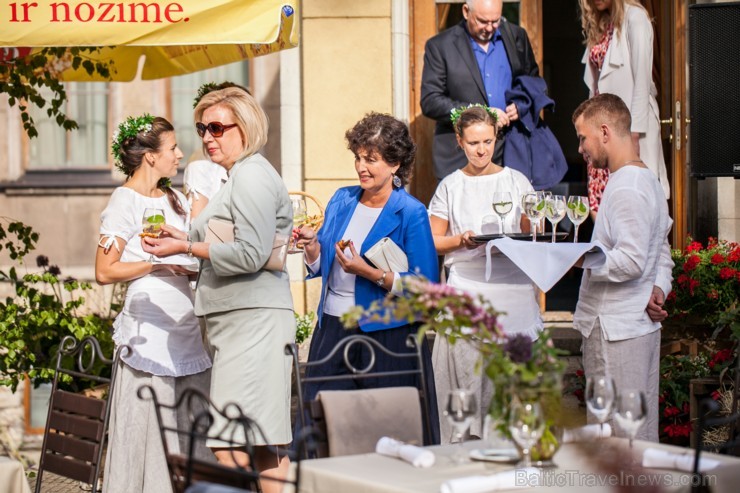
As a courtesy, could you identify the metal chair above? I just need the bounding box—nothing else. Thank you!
[286,333,434,459]
[34,335,125,493]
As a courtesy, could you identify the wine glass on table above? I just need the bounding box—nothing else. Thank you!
[566,196,590,243]
[615,389,647,449]
[508,400,545,468]
[141,208,165,263]
[544,195,566,243]
[585,375,615,438]
[289,197,308,254]
[521,191,545,242]
[492,191,513,236]
[445,388,477,464]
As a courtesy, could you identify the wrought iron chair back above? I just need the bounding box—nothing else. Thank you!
[34,335,125,493]
[286,333,433,459]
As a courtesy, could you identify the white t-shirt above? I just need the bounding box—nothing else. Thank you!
[183,159,228,203]
[99,187,211,376]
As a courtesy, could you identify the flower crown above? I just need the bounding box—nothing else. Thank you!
[111,114,155,175]
[193,82,219,108]
[449,103,498,127]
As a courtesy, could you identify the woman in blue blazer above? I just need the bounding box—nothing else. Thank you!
[295,113,440,444]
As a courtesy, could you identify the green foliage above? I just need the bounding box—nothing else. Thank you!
[294,311,315,345]
[0,47,114,138]
[0,217,116,392]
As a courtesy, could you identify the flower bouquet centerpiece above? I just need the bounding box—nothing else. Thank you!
[341,277,566,463]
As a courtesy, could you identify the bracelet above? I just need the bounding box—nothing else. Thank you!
[375,270,387,287]
[186,241,194,257]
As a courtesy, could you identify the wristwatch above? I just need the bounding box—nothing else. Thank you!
[375,270,387,287]
[186,241,194,257]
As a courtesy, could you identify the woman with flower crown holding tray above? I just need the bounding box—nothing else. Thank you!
[428,105,543,443]
[96,114,212,492]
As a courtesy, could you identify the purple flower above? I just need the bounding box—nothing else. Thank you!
[36,255,49,268]
[504,334,533,363]
[48,265,62,277]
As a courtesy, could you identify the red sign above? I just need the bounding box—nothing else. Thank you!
[0,47,32,63]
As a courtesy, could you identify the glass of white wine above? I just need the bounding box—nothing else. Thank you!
[585,376,615,437]
[521,191,545,242]
[492,191,513,236]
[566,196,590,243]
[508,400,545,468]
[141,208,165,263]
[544,195,566,243]
[289,197,307,254]
[615,390,647,449]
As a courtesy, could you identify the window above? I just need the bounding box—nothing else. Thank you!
[27,82,110,169]
[170,62,250,163]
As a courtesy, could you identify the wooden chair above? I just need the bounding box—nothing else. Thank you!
[34,335,125,493]
[286,334,433,459]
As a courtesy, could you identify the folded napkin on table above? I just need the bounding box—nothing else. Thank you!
[642,448,720,473]
[440,468,541,493]
[375,436,435,468]
[562,423,612,443]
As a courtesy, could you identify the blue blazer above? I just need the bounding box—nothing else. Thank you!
[309,186,439,332]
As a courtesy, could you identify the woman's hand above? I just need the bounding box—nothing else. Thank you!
[295,225,320,263]
[459,230,478,250]
[142,236,187,258]
[158,224,188,240]
[335,241,373,277]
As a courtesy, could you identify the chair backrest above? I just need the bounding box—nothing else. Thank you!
[34,336,123,493]
[286,334,432,459]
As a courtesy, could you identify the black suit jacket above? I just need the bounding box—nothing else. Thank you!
[420,20,539,180]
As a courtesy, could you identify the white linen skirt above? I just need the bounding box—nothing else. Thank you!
[204,307,295,447]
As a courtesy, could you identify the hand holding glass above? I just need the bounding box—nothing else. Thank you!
[585,376,615,437]
[141,208,165,263]
[615,390,647,448]
[445,389,477,463]
[545,195,566,243]
[566,196,589,243]
[492,191,513,236]
[508,400,545,468]
[289,197,308,254]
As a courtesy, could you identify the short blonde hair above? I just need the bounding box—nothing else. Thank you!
[194,87,269,161]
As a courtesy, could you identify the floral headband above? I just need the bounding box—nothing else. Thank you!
[111,114,155,176]
[193,82,219,108]
[449,103,498,127]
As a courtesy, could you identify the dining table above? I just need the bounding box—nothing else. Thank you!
[0,456,31,493]
[292,438,740,493]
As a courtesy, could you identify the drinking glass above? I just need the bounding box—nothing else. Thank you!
[615,390,647,449]
[141,208,165,263]
[521,191,545,242]
[445,388,477,463]
[585,376,615,437]
[566,196,590,243]
[289,197,308,253]
[492,191,513,236]
[508,400,545,468]
[544,195,566,243]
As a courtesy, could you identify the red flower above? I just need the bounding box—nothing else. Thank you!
[728,247,740,263]
[663,406,681,418]
[708,237,718,247]
[682,402,690,414]
[711,253,726,265]
[711,390,722,400]
[677,274,689,287]
[663,423,692,438]
[686,241,703,253]
[719,267,737,280]
[688,278,700,296]
[575,369,584,377]
[707,289,718,300]
[573,389,584,402]
[683,255,701,272]
[666,291,677,302]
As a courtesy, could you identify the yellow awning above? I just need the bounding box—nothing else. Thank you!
[0,0,298,80]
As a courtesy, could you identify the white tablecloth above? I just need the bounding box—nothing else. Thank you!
[0,457,31,493]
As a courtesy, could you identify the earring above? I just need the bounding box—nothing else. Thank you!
[392,174,402,188]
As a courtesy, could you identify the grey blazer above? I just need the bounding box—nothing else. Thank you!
[190,153,293,316]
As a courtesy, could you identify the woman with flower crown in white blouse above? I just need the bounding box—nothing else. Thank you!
[96,115,212,492]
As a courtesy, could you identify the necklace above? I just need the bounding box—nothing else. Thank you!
[622,159,643,166]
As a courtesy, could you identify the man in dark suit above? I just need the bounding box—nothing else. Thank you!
[421,0,539,180]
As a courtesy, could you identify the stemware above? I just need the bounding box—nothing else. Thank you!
[585,376,615,437]
[566,196,590,243]
[521,191,545,242]
[615,390,647,449]
[544,195,566,243]
[141,208,165,263]
[445,388,477,463]
[508,400,545,468]
[492,191,513,236]
[289,197,308,254]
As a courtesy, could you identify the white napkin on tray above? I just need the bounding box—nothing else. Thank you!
[375,437,435,468]
[440,468,540,493]
[562,423,612,443]
[642,448,720,473]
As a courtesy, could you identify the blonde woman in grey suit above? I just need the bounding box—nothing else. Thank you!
[143,87,294,492]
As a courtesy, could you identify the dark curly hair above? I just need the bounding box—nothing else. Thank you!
[345,112,416,186]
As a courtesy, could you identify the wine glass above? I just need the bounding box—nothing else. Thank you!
[508,400,545,468]
[445,388,477,463]
[585,376,615,438]
[492,191,513,236]
[566,196,590,243]
[141,208,165,263]
[521,191,545,242]
[289,197,308,254]
[615,389,647,449]
[544,195,566,243]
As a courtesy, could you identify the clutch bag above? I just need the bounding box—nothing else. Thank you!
[365,237,408,272]
[204,218,288,272]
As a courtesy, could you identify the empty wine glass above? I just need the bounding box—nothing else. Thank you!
[566,196,590,243]
[508,400,545,468]
[492,191,513,236]
[445,388,477,464]
[141,208,165,263]
[289,197,308,254]
[615,389,647,449]
[521,191,545,242]
[544,195,566,243]
[585,376,615,438]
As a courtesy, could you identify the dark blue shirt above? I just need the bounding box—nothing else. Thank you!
[468,29,512,110]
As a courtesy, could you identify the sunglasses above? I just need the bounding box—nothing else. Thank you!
[196,121,238,138]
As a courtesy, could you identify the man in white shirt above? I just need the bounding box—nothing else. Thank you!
[572,93,673,442]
